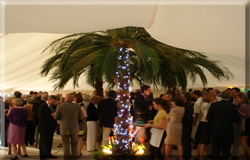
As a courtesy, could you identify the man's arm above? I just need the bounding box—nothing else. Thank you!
[54,105,61,120]
[193,100,201,125]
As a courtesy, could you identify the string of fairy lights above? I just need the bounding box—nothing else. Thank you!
[114,46,134,151]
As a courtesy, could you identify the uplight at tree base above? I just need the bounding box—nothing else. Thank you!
[135,147,144,155]
[102,136,146,156]
[103,148,112,155]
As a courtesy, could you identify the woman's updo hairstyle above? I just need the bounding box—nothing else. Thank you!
[153,98,171,113]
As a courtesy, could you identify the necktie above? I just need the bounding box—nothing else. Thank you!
[49,105,54,113]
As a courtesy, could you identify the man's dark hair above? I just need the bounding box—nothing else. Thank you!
[231,87,240,93]
[193,90,202,97]
[108,90,117,99]
[141,85,150,93]
[33,92,38,95]
[14,91,22,98]
[29,91,34,95]
[48,95,57,100]
[207,88,214,92]
[35,96,41,101]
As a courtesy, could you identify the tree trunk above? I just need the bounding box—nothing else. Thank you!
[167,85,177,98]
[94,79,104,97]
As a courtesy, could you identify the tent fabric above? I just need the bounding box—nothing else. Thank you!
[0,0,248,93]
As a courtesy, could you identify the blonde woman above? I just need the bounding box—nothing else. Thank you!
[7,98,28,160]
[165,95,185,160]
[86,95,99,151]
[23,98,35,146]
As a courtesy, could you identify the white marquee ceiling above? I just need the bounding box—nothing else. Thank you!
[0,0,249,93]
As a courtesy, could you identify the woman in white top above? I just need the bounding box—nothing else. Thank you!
[196,92,216,159]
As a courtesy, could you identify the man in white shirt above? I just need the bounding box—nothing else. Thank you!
[191,90,202,140]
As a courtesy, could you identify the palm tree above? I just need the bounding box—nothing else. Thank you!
[41,26,232,96]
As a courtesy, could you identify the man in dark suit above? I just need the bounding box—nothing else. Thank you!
[38,95,58,160]
[134,85,151,143]
[207,90,239,160]
[134,85,151,123]
[229,87,240,105]
[98,90,117,145]
[182,92,194,160]
[33,93,47,148]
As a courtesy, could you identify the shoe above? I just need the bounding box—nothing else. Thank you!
[10,156,18,160]
[48,155,58,158]
[77,153,82,158]
[21,154,28,157]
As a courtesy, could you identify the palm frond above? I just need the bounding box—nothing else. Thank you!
[41,26,232,93]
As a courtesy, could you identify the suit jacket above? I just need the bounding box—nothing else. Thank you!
[38,102,57,132]
[98,98,117,128]
[33,99,46,126]
[86,103,99,121]
[54,101,84,135]
[134,93,149,122]
[1,101,9,121]
[182,102,194,124]
[206,100,239,136]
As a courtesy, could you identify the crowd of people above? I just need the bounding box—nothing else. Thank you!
[132,86,250,160]
[0,86,250,160]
